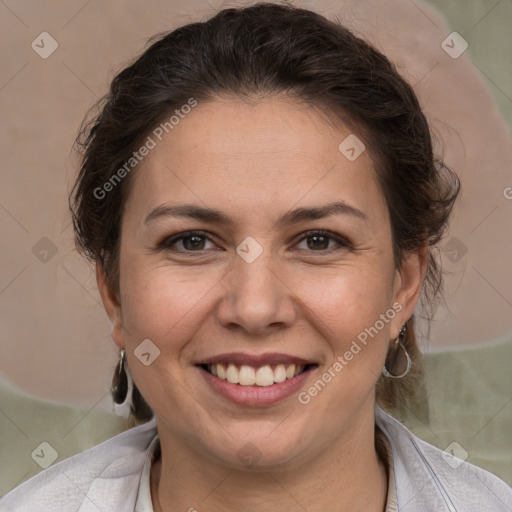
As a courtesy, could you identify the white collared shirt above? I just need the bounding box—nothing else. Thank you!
[2,406,510,511]
[133,431,399,511]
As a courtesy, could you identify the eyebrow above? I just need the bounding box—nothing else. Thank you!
[144,201,368,228]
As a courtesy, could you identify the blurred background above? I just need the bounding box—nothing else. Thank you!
[1,0,511,495]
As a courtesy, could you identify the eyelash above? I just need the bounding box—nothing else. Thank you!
[157,230,353,254]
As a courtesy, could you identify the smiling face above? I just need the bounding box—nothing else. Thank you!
[98,95,424,470]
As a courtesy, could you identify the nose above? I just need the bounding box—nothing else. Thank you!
[216,251,297,336]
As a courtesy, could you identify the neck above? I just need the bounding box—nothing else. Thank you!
[151,411,388,512]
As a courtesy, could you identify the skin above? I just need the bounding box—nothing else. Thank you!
[97,95,427,512]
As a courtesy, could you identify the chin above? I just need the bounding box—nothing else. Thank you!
[201,427,309,471]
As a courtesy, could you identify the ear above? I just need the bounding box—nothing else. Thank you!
[391,245,428,338]
[96,262,126,350]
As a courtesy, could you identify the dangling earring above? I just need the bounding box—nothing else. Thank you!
[382,323,412,379]
[111,349,134,418]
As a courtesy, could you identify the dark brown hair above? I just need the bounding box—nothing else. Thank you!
[70,2,460,421]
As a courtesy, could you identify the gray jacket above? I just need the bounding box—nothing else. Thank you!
[1,406,511,511]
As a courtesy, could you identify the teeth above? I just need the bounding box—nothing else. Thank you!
[255,365,274,386]
[274,364,287,383]
[217,364,226,380]
[226,364,239,384]
[239,365,256,385]
[208,363,307,386]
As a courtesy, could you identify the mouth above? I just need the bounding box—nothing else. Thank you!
[198,362,316,386]
[195,353,318,406]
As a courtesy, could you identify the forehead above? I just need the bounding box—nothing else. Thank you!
[124,96,385,226]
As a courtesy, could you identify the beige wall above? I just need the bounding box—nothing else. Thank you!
[1,0,511,411]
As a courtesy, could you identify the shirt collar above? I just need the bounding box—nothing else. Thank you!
[134,412,397,512]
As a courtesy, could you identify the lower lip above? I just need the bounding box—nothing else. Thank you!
[198,366,314,406]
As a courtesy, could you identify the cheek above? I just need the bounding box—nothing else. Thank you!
[295,263,394,341]
[120,250,395,352]
[292,264,395,409]
[119,256,220,345]
[118,261,216,415]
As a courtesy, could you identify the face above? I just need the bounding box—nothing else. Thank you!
[98,96,424,470]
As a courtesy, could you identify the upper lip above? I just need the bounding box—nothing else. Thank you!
[196,352,316,367]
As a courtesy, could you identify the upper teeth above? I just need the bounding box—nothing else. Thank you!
[208,363,305,386]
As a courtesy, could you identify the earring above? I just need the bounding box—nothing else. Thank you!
[382,324,412,379]
[111,349,134,418]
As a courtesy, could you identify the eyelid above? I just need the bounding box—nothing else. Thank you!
[158,229,353,253]
[292,230,353,251]
[157,230,219,250]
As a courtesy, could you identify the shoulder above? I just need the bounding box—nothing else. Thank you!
[376,406,512,512]
[0,416,158,512]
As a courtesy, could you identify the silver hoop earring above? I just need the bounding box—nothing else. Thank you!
[382,324,412,379]
[111,349,134,418]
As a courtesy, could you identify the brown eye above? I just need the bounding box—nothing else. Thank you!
[181,235,207,250]
[306,234,330,250]
[295,230,352,252]
[159,231,217,252]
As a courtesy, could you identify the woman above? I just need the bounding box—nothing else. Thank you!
[1,2,510,511]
